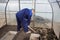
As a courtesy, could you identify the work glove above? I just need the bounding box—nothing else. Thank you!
[28,25,30,27]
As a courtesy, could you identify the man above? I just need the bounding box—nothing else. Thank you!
[16,8,35,33]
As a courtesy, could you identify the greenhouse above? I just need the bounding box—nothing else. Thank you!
[0,0,60,40]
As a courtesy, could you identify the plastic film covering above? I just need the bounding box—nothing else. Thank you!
[34,0,52,28]
[6,0,19,25]
[6,0,33,25]
[49,0,60,39]
[0,1,6,28]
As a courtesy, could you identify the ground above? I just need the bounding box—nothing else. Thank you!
[0,25,17,39]
[0,25,59,40]
[0,25,30,40]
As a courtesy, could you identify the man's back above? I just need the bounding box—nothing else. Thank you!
[16,8,32,21]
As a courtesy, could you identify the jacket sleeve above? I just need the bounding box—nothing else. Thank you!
[23,8,32,25]
[27,9,32,25]
[27,15,31,25]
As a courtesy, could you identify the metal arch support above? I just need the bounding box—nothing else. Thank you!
[48,0,54,28]
[32,0,36,27]
[5,0,9,25]
[5,0,20,25]
[18,0,20,10]
[56,0,60,8]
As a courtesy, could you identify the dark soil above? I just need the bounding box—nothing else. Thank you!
[0,25,59,40]
[0,25,17,39]
[0,25,30,40]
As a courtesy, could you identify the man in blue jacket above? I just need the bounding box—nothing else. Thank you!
[16,8,35,33]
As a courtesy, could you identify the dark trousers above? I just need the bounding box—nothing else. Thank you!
[16,15,28,32]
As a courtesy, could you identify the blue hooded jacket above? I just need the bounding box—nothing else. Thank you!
[16,8,32,25]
